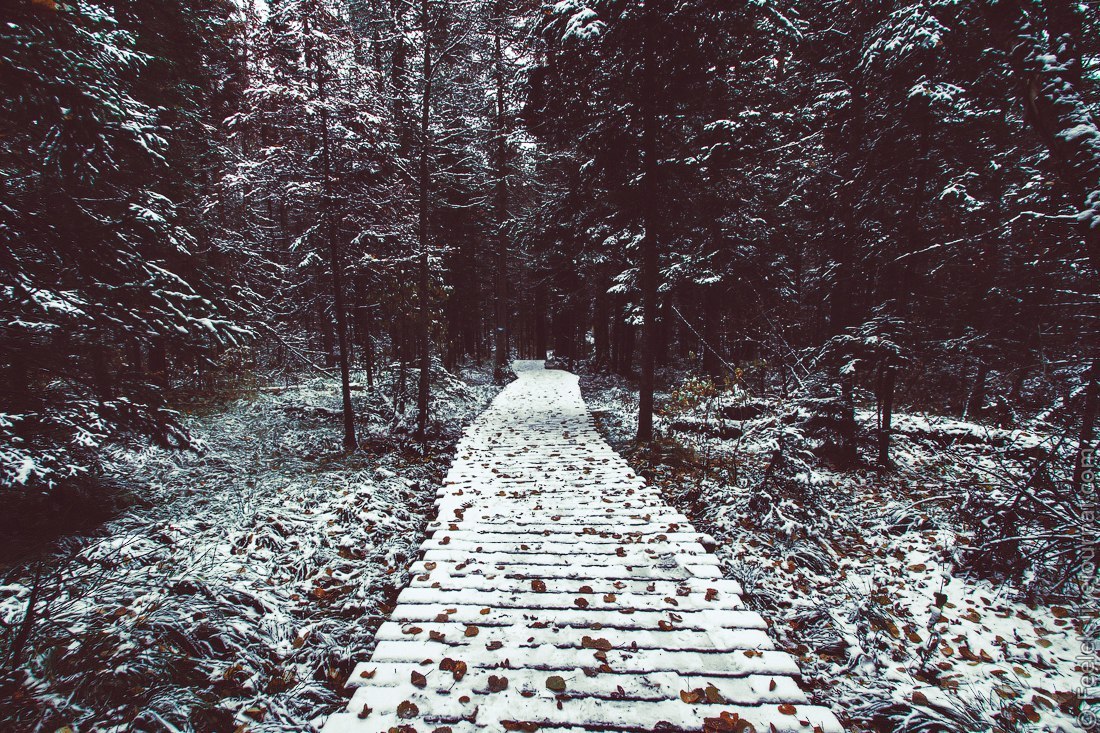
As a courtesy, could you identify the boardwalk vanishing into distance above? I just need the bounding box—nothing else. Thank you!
[323,360,842,733]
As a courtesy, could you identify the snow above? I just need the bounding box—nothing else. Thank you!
[580,370,1090,732]
[0,368,499,731]
[324,361,840,732]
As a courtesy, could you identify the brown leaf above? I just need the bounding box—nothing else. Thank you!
[680,688,704,704]
[546,675,567,692]
[531,580,547,592]
[487,674,508,692]
[397,700,419,719]
[452,660,467,681]
[430,630,446,642]
[703,711,755,732]
[778,703,796,715]
[465,625,480,637]
[411,671,427,688]
[581,636,613,651]
[487,641,504,650]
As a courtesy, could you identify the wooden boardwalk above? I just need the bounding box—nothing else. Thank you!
[323,361,842,732]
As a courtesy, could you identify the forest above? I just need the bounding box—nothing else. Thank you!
[1,0,1098,731]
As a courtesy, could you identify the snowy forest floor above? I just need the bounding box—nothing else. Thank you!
[579,370,1089,733]
[0,364,500,733]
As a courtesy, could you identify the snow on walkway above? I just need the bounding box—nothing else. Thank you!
[323,361,842,732]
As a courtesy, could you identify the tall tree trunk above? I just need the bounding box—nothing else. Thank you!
[702,285,721,380]
[839,371,858,469]
[876,358,896,467]
[320,73,356,449]
[830,76,864,335]
[636,4,658,444]
[354,274,375,390]
[534,281,548,359]
[415,0,433,442]
[965,361,989,419]
[593,274,609,370]
[149,339,168,389]
[492,0,510,383]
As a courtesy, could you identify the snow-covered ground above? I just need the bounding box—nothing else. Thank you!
[580,371,1090,733]
[0,366,499,732]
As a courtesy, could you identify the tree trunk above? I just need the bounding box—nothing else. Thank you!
[593,275,609,370]
[829,76,864,335]
[876,359,896,467]
[492,0,510,383]
[532,282,546,360]
[636,4,658,444]
[965,361,989,419]
[149,339,168,388]
[355,275,375,390]
[702,285,721,380]
[415,0,433,442]
[839,370,858,469]
[320,69,356,449]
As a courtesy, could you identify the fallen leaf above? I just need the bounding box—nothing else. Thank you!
[680,688,704,704]
[582,636,613,651]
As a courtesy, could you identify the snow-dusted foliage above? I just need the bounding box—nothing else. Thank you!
[582,372,1092,732]
[0,1,247,492]
[0,370,498,731]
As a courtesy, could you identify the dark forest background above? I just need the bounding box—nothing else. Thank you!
[1,0,1098,496]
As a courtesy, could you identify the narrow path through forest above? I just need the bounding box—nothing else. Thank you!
[323,361,842,732]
